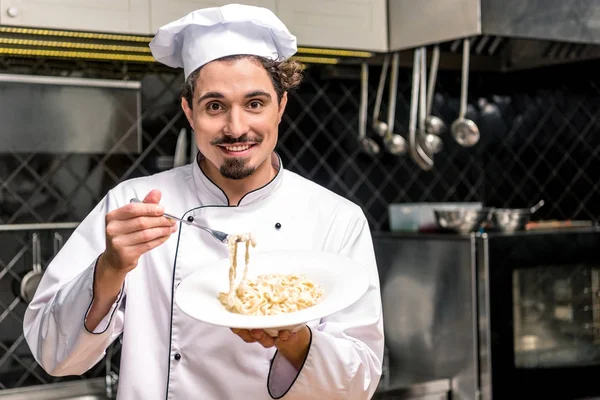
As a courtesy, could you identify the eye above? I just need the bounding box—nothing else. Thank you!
[206,102,223,112]
[248,101,263,110]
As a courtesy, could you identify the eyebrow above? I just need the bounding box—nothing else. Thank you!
[196,90,271,105]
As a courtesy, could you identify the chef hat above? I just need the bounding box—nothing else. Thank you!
[149,3,298,79]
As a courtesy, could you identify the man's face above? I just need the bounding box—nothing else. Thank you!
[182,57,287,180]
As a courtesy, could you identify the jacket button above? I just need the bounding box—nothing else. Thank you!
[187,216,194,222]
[174,352,181,361]
[275,222,281,230]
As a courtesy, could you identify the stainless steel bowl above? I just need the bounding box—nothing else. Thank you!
[490,200,545,232]
[491,209,533,232]
[434,208,492,234]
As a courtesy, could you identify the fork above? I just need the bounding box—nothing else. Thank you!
[129,198,229,243]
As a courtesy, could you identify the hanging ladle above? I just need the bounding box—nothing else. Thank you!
[372,54,390,137]
[383,52,407,155]
[425,45,447,137]
[20,233,43,303]
[451,38,480,147]
[419,47,442,155]
[358,62,380,155]
[408,48,433,171]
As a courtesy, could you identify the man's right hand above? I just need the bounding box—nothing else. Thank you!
[85,189,177,331]
[101,189,177,274]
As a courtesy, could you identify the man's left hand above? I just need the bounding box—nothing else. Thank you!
[232,326,310,370]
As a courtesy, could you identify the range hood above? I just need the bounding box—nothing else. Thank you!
[388,0,600,71]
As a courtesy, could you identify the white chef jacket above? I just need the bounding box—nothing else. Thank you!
[23,152,384,400]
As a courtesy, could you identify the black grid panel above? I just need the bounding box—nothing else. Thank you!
[281,61,600,230]
[1,58,597,233]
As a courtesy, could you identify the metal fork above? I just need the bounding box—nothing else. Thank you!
[129,198,229,243]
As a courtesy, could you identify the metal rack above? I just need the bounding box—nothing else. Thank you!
[0,222,120,391]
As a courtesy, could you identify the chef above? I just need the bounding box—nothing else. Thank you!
[23,3,384,399]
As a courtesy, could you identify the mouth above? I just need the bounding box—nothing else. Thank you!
[217,143,257,156]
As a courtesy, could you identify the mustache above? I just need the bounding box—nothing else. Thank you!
[211,133,263,145]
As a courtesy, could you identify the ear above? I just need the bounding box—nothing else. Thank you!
[277,92,288,123]
[181,97,195,129]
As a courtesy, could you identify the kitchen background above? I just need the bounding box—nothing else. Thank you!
[1,50,599,393]
[2,56,598,231]
[0,0,599,397]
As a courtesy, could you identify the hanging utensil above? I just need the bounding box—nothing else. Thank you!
[408,48,433,171]
[425,133,443,153]
[383,52,407,155]
[173,128,188,168]
[20,233,43,303]
[419,48,441,157]
[407,49,421,167]
[451,38,480,147]
[53,232,63,258]
[425,45,447,137]
[372,54,390,137]
[358,62,380,155]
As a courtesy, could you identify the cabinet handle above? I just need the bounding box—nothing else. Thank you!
[7,6,19,18]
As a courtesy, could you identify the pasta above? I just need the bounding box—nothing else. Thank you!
[218,233,324,316]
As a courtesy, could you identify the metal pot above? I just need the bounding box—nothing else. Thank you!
[491,200,545,232]
[434,208,493,234]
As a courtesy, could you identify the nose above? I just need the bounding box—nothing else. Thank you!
[224,106,249,138]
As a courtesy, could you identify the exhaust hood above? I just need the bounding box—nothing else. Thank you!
[388,0,600,71]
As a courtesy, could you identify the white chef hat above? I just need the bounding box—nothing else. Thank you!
[149,3,298,79]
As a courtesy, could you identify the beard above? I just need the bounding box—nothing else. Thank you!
[219,157,256,180]
[211,133,262,180]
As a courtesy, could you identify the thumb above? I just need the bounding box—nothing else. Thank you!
[143,189,162,204]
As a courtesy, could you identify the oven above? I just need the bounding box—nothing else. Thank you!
[478,228,600,400]
[373,226,600,400]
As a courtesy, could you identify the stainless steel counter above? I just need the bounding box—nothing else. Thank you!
[0,378,108,400]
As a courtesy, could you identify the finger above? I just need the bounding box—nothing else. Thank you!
[251,330,275,348]
[126,234,173,255]
[234,329,256,343]
[107,216,176,239]
[123,216,177,234]
[115,225,178,247]
[258,335,275,348]
[109,203,166,221]
[143,189,162,204]
[277,330,292,342]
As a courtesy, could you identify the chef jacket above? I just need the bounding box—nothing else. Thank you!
[23,152,384,400]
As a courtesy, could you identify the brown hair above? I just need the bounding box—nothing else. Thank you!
[181,55,304,109]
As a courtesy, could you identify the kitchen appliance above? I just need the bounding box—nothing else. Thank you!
[388,0,600,72]
[374,226,600,399]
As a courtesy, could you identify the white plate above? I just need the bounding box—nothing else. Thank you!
[175,249,370,336]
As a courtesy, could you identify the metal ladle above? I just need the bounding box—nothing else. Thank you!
[425,45,447,137]
[383,52,407,155]
[419,47,442,155]
[408,48,432,171]
[451,38,480,147]
[359,62,380,155]
[20,233,43,303]
[415,47,434,169]
[372,54,390,137]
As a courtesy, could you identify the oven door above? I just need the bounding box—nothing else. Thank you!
[478,228,600,400]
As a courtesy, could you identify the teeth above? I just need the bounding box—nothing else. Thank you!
[224,145,251,152]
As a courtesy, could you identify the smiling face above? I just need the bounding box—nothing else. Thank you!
[182,56,287,181]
